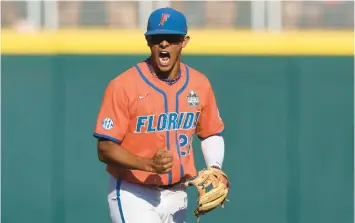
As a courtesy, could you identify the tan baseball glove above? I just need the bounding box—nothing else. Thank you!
[184,166,230,222]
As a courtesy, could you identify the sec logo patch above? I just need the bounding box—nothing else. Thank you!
[102,118,114,130]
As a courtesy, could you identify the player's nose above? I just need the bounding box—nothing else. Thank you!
[159,40,170,48]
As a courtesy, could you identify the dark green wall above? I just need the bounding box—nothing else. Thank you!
[2,55,353,223]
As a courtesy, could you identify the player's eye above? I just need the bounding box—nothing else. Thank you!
[150,35,184,45]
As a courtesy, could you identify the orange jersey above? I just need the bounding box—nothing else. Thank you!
[94,60,224,186]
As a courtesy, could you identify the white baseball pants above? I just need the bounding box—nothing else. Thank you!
[108,176,188,223]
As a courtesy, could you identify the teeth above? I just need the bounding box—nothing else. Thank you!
[161,51,168,55]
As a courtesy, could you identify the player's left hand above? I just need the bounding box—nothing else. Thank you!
[184,166,230,222]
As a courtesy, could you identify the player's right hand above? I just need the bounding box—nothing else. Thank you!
[150,148,173,174]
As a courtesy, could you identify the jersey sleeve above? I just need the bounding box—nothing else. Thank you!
[196,82,225,140]
[93,80,129,144]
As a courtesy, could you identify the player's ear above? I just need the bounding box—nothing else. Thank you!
[182,36,190,48]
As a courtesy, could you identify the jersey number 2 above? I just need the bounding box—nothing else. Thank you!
[179,134,192,156]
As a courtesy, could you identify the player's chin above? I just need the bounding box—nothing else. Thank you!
[157,65,173,73]
[157,60,173,72]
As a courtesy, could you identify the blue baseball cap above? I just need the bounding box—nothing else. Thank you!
[145,7,188,36]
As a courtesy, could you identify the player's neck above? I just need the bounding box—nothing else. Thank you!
[149,58,180,81]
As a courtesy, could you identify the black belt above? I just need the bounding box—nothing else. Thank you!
[151,180,186,189]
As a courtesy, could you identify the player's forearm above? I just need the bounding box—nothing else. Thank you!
[97,140,153,171]
[201,135,225,168]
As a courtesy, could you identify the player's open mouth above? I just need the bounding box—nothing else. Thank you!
[159,51,170,66]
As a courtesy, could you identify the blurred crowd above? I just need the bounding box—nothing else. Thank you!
[1,1,354,31]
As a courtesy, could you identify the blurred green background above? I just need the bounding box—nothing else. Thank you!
[1,1,354,223]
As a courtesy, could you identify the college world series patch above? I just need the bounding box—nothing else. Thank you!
[187,90,200,107]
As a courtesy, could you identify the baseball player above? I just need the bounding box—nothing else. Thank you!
[93,7,229,223]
